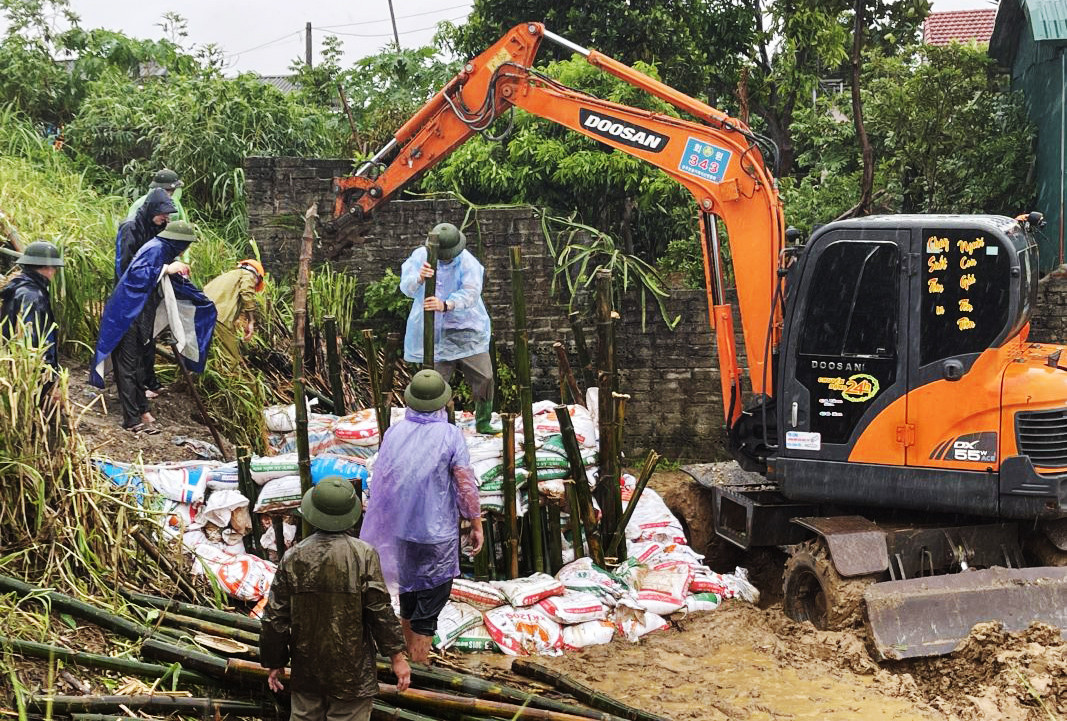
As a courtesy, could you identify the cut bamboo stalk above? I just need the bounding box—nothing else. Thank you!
[547,507,563,573]
[325,315,347,416]
[565,476,585,561]
[510,246,543,573]
[613,392,630,461]
[553,341,584,408]
[568,311,596,393]
[372,701,446,721]
[554,407,602,565]
[119,589,262,633]
[501,413,519,579]
[607,450,661,559]
[72,715,166,721]
[423,236,439,369]
[235,446,261,557]
[131,528,203,603]
[139,638,229,677]
[363,329,385,438]
[380,332,402,432]
[510,660,672,721]
[594,270,622,541]
[378,684,594,721]
[373,659,627,721]
[158,611,261,646]
[272,513,287,560]
[294,205,318,537]
[28,696,265,715]
[1,637,217,687]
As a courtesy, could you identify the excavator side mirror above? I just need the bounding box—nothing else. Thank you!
[785,227,804,245]
[1028,211,1046,228]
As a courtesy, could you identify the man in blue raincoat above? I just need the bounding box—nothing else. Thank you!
[115,186,178,397]
[92,221,216,434]
[360,370,483,664]
[400,222,497,433]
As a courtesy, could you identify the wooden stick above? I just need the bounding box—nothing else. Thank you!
[294,205,317,537]
[554,341,584,408]
[130,528,203,603]
[607,450,661,559]
[510,246,543,573]
[363,329,386,438]
[168,342,228,461]
[423,237,438,369]
[510,660,672,721]
[501,413,519,578]
[324,315,347,416]
[554,406,602,565]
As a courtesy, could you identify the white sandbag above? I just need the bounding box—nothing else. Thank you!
[491,573,565,607]
[207,463,240,491]
[634,564,691,616]
[561,619,615,650]
[160,500,202,538]
[624,488,687,544]
[259,517,298,552]
[683,592,722,613]
[253,475,303,513]
[555,558,628,607]
[432,602,483,650]
[263,400,318,432]
[199,490,250,531]
[613,601,669,642]
[701,567,760,603]
[250,453,300,484]
[333,408,381,446]
[537,590,607,624]
[450,578,508,611]
[530,405,598,447]
[483,605,562,656]
[452,622,498,653]
[142,462,215,504]
[191,544,275,602]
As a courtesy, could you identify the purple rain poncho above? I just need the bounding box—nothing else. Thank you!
[360,408,481,594]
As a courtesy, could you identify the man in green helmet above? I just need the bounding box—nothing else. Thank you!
[125,168,188,222]
[399,222,498,433]
[261,477,410,721]
[1,240,64,397]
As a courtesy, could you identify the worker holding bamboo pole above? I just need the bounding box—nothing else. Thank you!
[261,478,410,721]
[399,223,497,434]
[360,370,483,663]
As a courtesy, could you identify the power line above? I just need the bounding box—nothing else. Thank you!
[318,3,470,30]
[225,30,301,58]
[324,14,468,39]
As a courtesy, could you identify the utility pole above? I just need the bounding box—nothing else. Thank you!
[386,0,400,48]
[305,22,312,67]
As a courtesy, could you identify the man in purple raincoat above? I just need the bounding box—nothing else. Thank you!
[360,369,483,663]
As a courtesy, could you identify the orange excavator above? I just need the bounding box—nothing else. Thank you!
[330,23,1067,658]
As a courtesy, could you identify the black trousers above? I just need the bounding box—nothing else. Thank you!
[115,303,156,428]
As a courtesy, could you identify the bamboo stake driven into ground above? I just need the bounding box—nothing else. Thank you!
[423,237,438,369]
[501,412,519,578]
[325,315,347,416]
[293,204,318,537]
[555,406,602,566]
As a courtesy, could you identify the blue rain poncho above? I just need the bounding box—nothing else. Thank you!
[400,247,491,363]
[90,237,217,387]
[360,408,481,594]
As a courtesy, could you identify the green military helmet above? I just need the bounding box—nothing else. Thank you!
[150,168,183,190]
[299,476,362,532]
[404,369,452,412]
[16,240,64,267]
[428,222,466,261]
[156,220,199,243]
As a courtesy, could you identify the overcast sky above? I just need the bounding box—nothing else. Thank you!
[63,0,996,77]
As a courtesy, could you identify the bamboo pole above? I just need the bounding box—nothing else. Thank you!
[235,446,261,557]
[547,507,563,573]
[1,637,217,687]
[594,270,622,541]
[553,341,584,408]
[120,588,262,633]
[294,205,317,537]
[139,638,229,677]
[363,329,386,438]
[613,392,630,461]
[423,237,438,369]
[272,513,287,560]
[554,407,602,565]
[167,343,227,461]
[510,246,543,573]
[377,684,594,721]
[0,575,149,641]
[510,661,671,721]
[372,702,445,721]
[373,659,627,721]
[568,311,596,393]
[28,696,265,715]
[501,413,519,578]
[325,315,347,416]
[380,332,401,432]
[130,528,204,603]
[158,611,261,646]
[606,450,661,559]
[565,475,584,561]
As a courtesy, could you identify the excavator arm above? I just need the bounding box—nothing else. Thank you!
[333,22,786,429]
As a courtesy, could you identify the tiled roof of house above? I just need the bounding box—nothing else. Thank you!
[256,75,299,93]
[924,8,998,45]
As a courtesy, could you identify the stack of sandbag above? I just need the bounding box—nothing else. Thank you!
[266,406,407,457]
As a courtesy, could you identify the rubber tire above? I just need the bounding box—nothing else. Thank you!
[1024,534,1067,567]
[782,539,876,631]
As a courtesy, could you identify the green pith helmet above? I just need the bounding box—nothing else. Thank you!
[404,369,452,412]
[16,241,64,267]
[428,222,466,261]
[299,476,362,532]
[150,168,183,190]
[156,220,198,243]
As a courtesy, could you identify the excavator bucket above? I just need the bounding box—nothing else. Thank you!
[864,566,1067,660]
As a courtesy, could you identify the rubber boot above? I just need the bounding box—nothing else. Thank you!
[475,401,500,434]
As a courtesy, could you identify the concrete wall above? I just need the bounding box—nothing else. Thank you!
[245,156,742,462]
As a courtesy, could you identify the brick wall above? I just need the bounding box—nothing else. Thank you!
[246,156,744,461]
[1030,270,1067,344]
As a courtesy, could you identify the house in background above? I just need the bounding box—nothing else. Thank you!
[990,0,1067,270]
[924,8,998,45]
